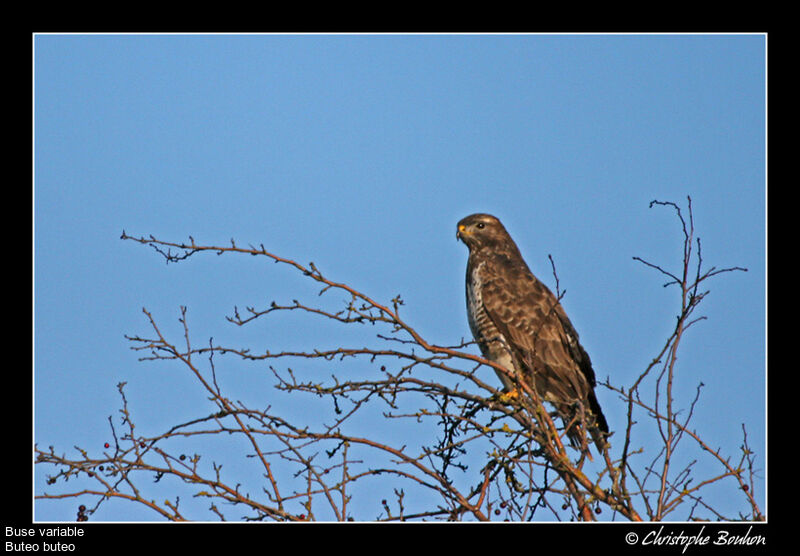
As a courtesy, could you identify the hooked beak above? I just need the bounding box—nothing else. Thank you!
[456,224,468,242]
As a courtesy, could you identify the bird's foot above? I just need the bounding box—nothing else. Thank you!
[499,389,521,403]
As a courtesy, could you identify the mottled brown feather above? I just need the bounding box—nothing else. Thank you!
[457,213,608,453]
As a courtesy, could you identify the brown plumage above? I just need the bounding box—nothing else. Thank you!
[456,213,608,453]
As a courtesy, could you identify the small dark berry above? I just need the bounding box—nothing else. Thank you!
[595,507,602,514]
[743,484,749,492]
[179,454,186,461]
[98,466,104,471]
[78,505,86,512]
[104,442,110,449]
[494,509,501,515]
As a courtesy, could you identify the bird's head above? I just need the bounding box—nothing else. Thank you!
[456,213,510,251]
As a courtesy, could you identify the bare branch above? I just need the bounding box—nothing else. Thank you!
[36,204,759,522]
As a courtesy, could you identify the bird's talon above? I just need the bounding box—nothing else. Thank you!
[499,389,521,402]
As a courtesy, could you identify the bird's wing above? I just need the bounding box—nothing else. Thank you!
[476,253,590,403]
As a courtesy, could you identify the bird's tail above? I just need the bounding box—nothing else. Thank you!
[564,393,609,456]
[588,390,609,447]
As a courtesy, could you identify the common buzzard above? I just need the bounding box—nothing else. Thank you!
[456,213,609,453]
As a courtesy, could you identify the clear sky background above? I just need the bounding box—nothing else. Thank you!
[34,33,766,522]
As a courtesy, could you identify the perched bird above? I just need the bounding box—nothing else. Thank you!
[456,213,609,453]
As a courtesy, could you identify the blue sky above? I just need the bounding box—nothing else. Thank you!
[34,33,766,521]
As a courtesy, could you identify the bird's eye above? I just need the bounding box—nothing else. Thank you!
[476,222,485,229]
